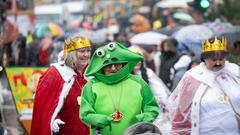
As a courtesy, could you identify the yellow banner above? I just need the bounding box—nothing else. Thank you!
[5,67,47,114]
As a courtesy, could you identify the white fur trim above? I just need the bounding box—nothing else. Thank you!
[49,62,76,134]
[188,61,240,87]
[188,63,215,87]
[50,78,75,134]
[51,62,76,82]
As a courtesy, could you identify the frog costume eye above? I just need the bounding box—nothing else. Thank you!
[96,49,105,57]
[107,42,116,51]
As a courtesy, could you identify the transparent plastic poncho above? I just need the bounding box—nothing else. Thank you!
[168,68,240,135]
[168,73,201,135]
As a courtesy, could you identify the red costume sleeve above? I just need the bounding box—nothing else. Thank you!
[30,66,64,135]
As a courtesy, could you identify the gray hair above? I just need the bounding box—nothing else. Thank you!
[123,122,162,135]
[62,51,78,70]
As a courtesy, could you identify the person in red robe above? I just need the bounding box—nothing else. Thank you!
[30,34,92,135]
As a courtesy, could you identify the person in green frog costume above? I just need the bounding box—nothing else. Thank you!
[80,42,160,135]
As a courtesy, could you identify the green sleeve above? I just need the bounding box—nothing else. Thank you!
[133,76,160,122]
[79,80,112,129]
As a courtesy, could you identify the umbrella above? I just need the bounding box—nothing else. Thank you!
[80,28,107,44]
[154,0,189,8]
[173,12,194,22]
[204,20,240,45]
[155,26,182,36]
[130,31,168,46]
[36,23,64,38]
[65,28,107,45]
[173,24,214,56]
[203,20,232,34]
[36,25,48,38]
[48,22,64,36]
[219,26,240,45]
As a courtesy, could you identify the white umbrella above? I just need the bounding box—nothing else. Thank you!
[204,20,240,45]
[77,28,107,44]
[154,0,191,8]
[173,12,194,22]
[130,31,168,46]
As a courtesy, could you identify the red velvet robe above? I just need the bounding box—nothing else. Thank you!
[30,63,89,135]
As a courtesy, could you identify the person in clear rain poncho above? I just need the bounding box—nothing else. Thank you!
[168,37,240,135]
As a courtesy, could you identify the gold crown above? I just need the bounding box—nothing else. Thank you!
[202,36,227,52]
[64,34,90,54]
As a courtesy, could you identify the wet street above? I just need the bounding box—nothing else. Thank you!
[1,71,24,135]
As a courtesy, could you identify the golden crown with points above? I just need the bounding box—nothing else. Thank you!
[202,36,227,52]
[64,34,91,54]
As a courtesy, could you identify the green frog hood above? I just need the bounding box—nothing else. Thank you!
[86,42,143,84]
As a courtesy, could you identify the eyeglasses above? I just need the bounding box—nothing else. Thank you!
[105,64,123,69]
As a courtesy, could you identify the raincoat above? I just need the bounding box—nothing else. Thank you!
[169,62,240,135]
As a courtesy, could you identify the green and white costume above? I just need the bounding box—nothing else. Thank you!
[80,42,159,135]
